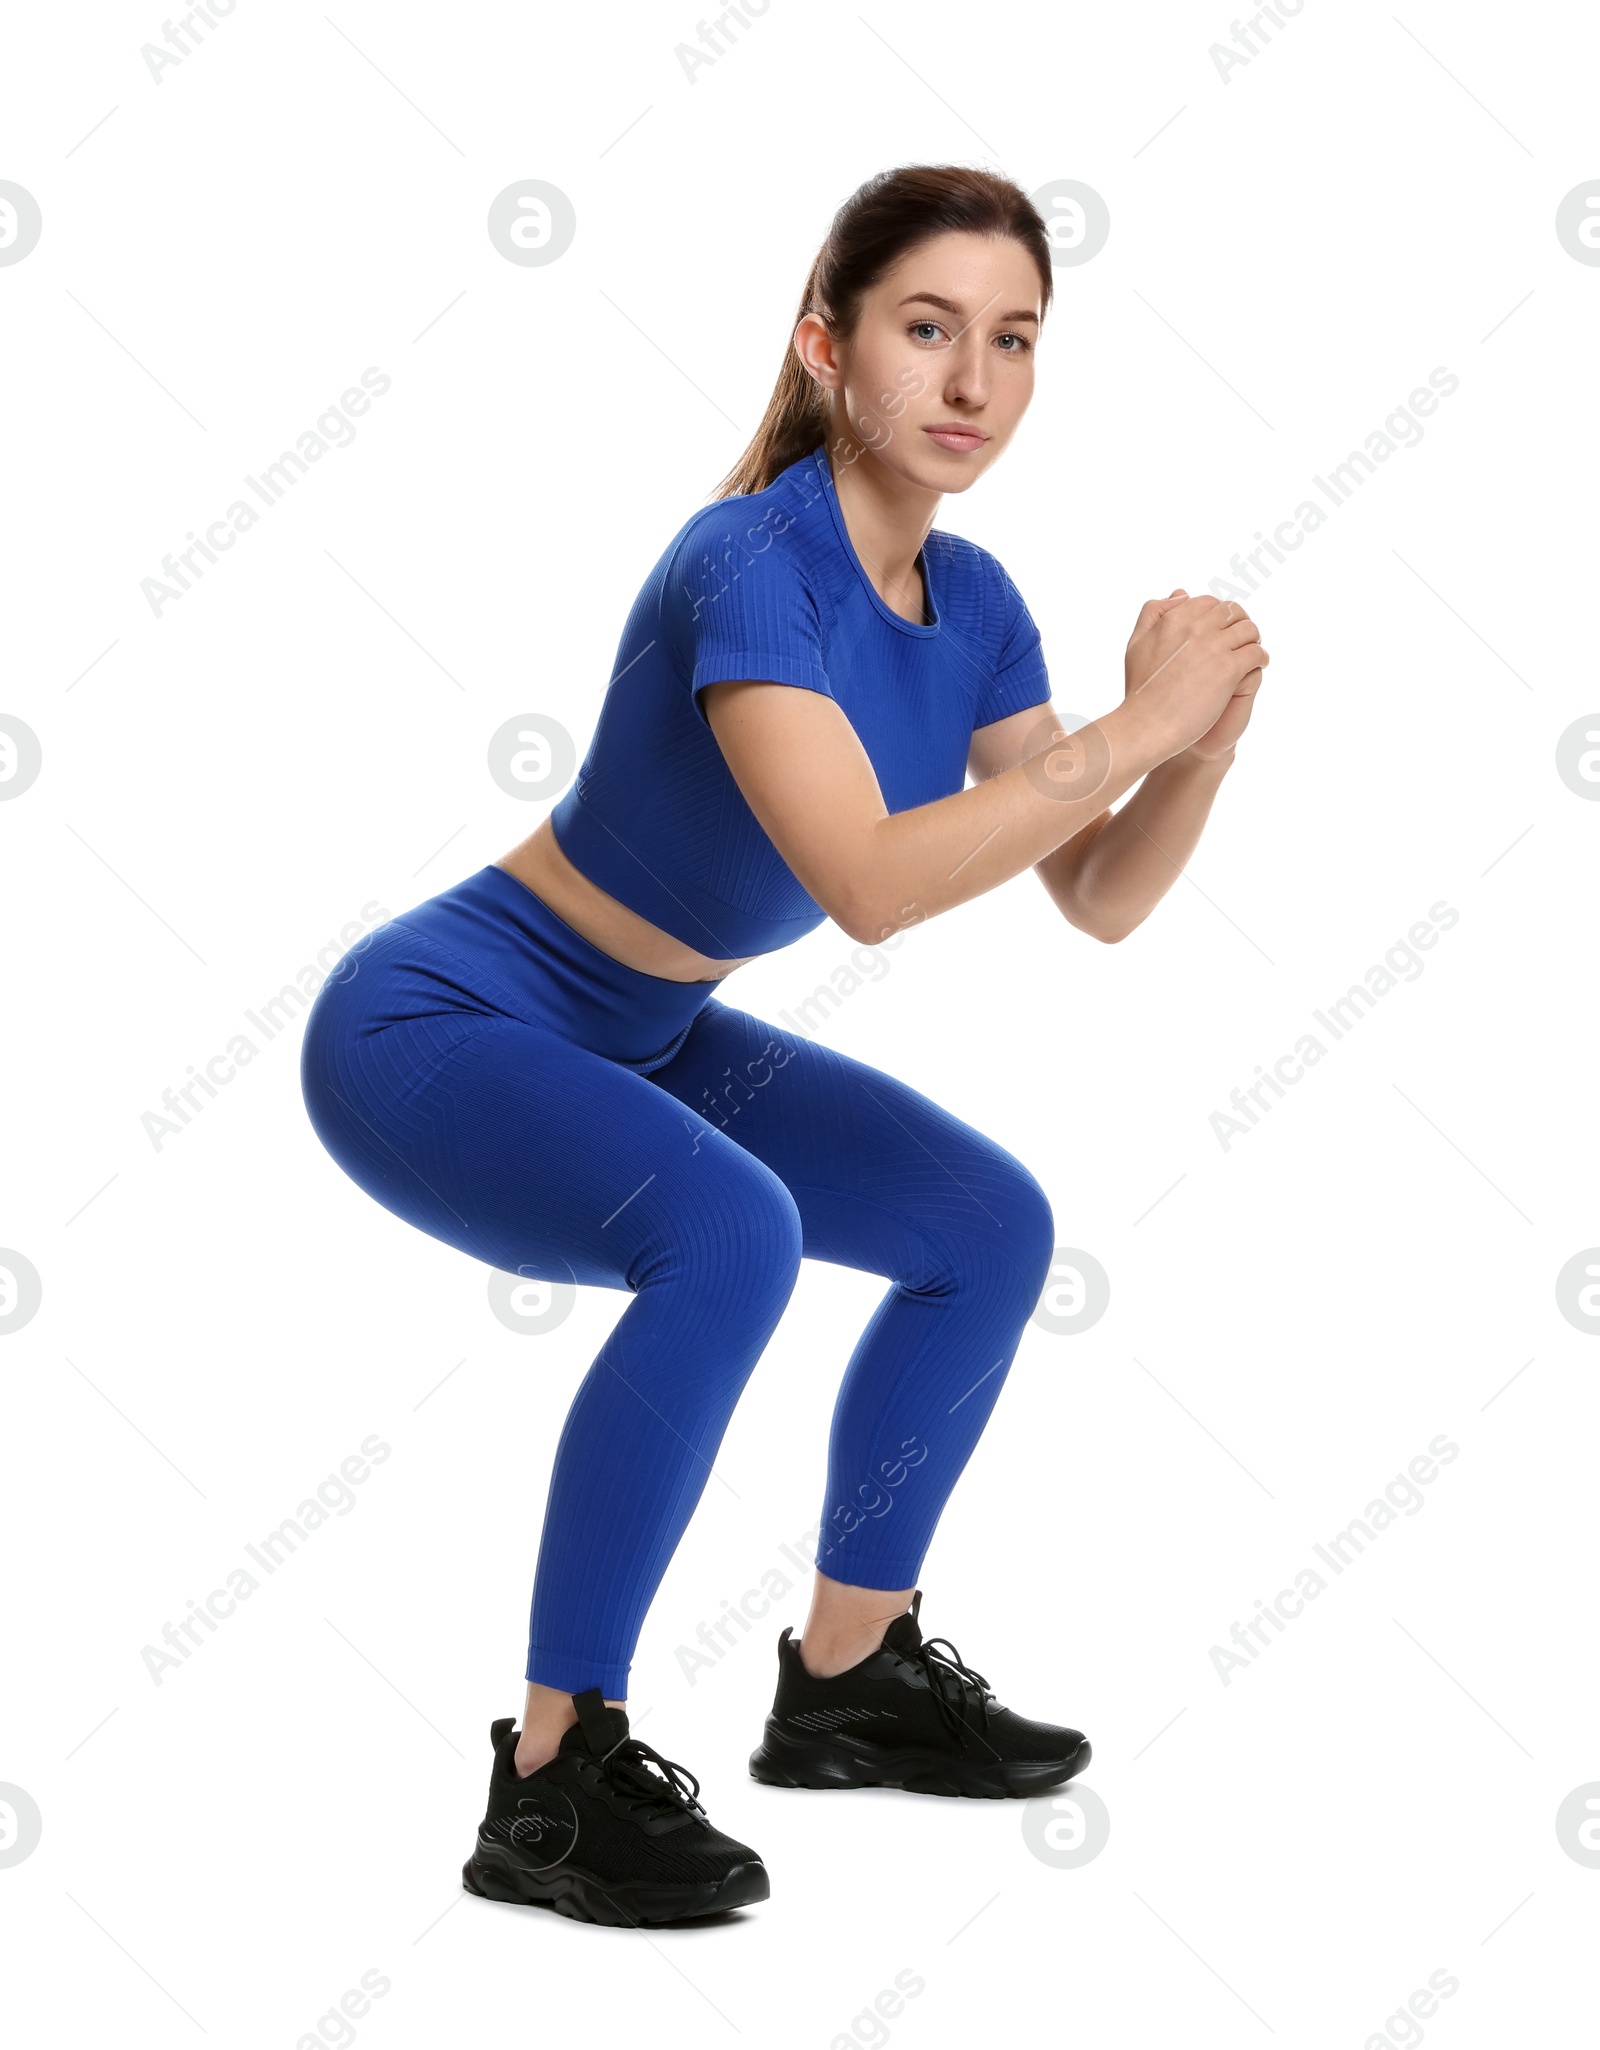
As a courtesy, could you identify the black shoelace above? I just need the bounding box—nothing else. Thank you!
[911,1637,997,1751]
[594,1735,707,1820]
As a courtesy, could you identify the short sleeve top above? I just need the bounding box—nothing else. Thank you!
[547,442,1051,958]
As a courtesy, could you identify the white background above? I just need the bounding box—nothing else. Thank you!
[3,0,1597,2043]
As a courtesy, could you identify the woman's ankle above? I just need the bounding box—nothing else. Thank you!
[797,1576,916,1679]
[797,1629,884,1679]
[512,1729,564,1777]
[513,1682,625,1777]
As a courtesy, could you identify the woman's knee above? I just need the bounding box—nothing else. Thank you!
[633,1145,804,1321]
[997,1157,1058,1282]
[931,1152,1058,1309]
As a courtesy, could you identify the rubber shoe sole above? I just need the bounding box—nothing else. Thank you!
[748,1720,1091,1799]
[462,1837,770,1926]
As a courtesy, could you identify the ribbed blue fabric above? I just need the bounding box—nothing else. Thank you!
[301,866,1056,1698]
[547,441,1052,958]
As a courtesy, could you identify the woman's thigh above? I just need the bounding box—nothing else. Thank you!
[645,998,1056,1293]
[303,966,798,1295]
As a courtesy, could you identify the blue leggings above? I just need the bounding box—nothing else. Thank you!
[300,865,1055,1697]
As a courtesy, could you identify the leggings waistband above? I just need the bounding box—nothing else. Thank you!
[389,864,718,1073]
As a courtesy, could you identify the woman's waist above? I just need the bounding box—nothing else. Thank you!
[545,782,828,961]
[498,816,760,984]
[386,864,719,1072]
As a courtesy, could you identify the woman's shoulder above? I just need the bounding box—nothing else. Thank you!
[925,523,1021,584]
[661,451,839,619]
[925,527,1031,646]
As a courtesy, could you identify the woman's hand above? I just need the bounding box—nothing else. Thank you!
[1181,668,1261,761]
[1121,588,1269,765]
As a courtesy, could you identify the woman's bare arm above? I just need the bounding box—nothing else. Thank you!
[964,588,1267,941]
[700,592,1265,944]
[968,709,1239,943]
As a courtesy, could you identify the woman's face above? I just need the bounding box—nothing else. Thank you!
[796,229,1043,494]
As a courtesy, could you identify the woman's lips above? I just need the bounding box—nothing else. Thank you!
[922,426,988,452]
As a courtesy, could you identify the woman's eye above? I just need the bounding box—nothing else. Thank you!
[909,321,945,343]
[997,332,1032,353]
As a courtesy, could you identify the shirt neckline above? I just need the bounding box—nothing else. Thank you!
[807,444,941,638]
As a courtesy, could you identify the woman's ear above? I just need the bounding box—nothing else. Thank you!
[794,312,841,390]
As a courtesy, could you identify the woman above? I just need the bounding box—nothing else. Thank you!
[300,162,1267,1928]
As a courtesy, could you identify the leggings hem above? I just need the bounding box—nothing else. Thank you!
[811,1549,929,1591]
[526,1644,633,1698]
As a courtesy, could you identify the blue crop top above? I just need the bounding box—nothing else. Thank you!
[547,442,1053,959]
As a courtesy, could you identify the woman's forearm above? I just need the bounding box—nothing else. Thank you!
[711,590,1262,946]
[1039,747,1236,942]
[851,698,1171,941]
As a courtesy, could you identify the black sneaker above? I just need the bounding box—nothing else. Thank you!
[748,1590,1090,1799]
[463,1690,770,1925]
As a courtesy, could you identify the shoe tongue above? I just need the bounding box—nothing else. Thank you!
[561,1691,630,1759]
[881,1607,923,1658]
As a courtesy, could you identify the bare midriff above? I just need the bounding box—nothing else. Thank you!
[494,817,761,985]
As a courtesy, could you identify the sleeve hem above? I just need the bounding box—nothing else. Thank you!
[973,659,1051,729]
[691,655,834,721]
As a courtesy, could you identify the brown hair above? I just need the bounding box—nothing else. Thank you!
[711,164,1054,501]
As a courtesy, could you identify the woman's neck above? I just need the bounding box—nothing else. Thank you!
[821,428,939,622]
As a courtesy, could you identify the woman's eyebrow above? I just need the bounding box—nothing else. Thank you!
[896,292,1040,325]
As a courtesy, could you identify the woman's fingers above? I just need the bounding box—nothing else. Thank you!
[1131,587,1202,640]
[1132,588,1192,635]
[1132,590,1269,680]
